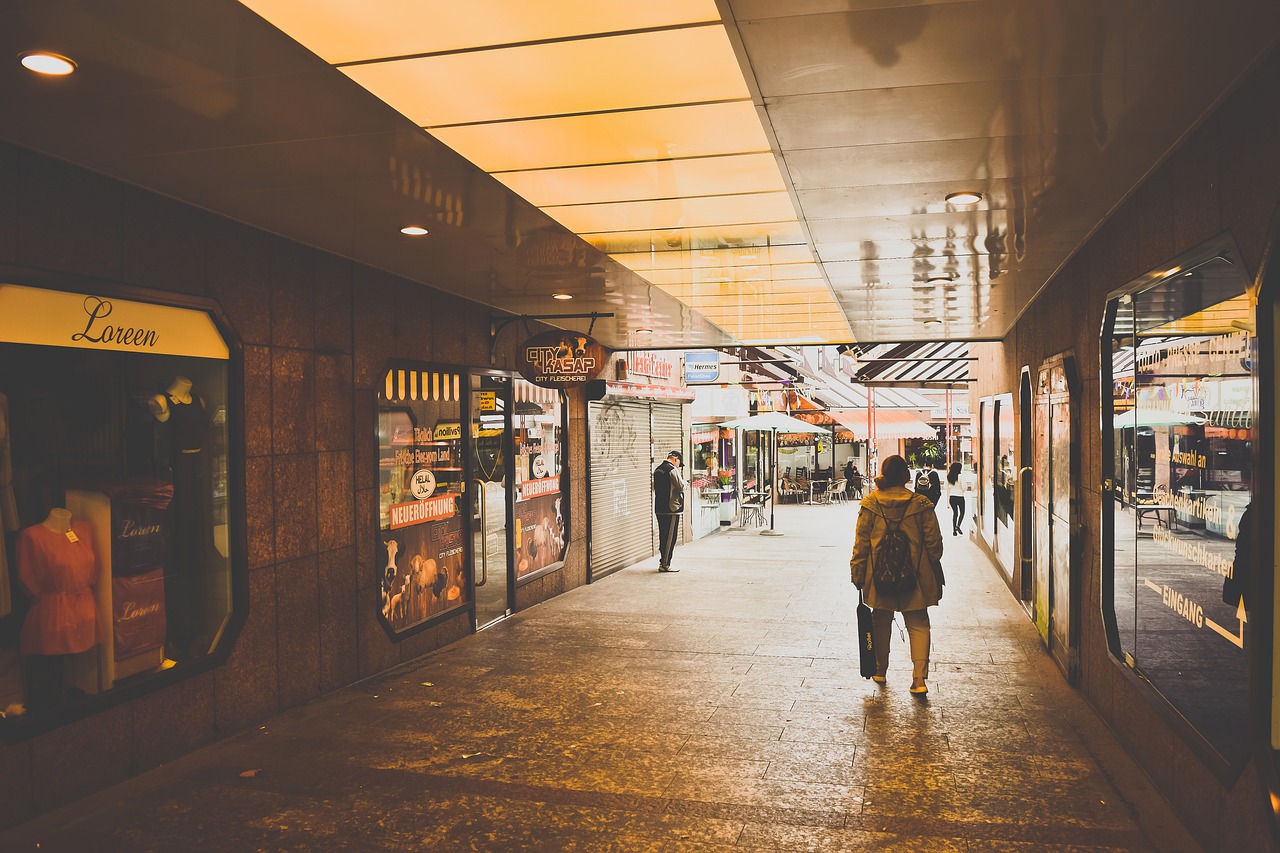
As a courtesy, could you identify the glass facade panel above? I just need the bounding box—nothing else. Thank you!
[377,364,468,634]
[1105,249,1255,764]
[994,393,1016,564]
[511,377,566,580]
[0,284,236,728]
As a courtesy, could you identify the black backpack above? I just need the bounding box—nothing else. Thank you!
[870,499,917,596]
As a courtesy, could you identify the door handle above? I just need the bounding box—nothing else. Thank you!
[474,479,487,587]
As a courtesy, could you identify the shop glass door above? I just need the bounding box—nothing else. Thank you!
[471,374,511,629]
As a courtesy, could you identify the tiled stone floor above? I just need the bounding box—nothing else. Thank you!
[0,503,1204,851]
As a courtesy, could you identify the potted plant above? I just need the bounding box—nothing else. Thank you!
[717,468,737,524]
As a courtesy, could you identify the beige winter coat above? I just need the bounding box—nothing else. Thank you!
[850,486,945,610]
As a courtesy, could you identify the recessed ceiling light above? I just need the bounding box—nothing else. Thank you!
[923,318,943,325]
[945,191,982,205]
[635,328,653,335]
[551,292,573,300]
[926,275,954,283]
[19,51,76,76]
[399,225,429,236]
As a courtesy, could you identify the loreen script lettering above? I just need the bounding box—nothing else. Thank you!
[71,296,159,349]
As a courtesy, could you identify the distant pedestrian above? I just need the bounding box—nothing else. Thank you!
[850,455,945,694]
[946,461,965,535]
[653,450,686,572]
[914,468,940,506]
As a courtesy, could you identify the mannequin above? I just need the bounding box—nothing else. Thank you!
[18,508,97,709]
[151,376,209,661]
[0,392,16,618]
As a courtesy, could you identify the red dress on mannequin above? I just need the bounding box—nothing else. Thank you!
[17,520,97,656]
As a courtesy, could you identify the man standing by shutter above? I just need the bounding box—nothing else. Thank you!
[653,450,685,573]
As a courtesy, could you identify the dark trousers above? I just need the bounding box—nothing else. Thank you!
[656,513,681,568]
[950,495,966,533]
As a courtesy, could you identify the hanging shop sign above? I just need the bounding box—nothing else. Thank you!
[0,283,229,359]
[684,350,721,383]
[517,330,604,388]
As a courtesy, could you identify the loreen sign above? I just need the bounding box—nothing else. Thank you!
[0,283,229,359]
[517,330,605,388]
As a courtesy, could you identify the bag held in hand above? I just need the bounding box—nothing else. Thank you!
[870,499,917,596]
[857,591,876,678]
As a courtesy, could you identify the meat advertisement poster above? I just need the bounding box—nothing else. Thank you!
[379,510,466,632]
[514,482,565,579]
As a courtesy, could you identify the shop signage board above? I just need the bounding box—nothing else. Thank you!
[433,422,462,440]
[517,330,604,388]
[684,350,720,383]
[628,350,677,381]
[0,283,229,359]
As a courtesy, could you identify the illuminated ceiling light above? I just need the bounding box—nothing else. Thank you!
[551,292,574,300]
[923,318,943,325]
[634,328,653,334]
[19,51,76,76]
[945,190,982,205]
[400,225,429,235]
[926,275,954,283]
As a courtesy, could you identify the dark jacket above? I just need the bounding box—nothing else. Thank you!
[653,460,685,515]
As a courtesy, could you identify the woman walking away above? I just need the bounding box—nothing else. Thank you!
[850,455,944,694]
[946,461,965,535]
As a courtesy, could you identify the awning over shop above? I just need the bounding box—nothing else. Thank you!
[821,409,937,440]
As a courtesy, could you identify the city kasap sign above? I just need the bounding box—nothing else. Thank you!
[517,330,605,388]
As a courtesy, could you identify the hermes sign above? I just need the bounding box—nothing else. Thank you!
[0,283,229,359]
[517,330,605,388]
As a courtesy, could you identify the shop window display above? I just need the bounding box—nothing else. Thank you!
[1104,239,1255,769]
[511,378,566,580]
[0,283,237,729]
[377,365,468,633]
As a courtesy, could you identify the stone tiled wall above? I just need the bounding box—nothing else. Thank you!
[970,51,1280,850]
[0,142,590,826]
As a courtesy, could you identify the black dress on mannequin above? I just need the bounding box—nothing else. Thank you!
[164,390,209,660]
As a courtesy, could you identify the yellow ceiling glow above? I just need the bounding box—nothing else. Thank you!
[585,221,810,255]
[545,192,797,235]
[340,27,749,127]
[244,0,831,345]
[611,245,815,273]
[494,154,786,208]
[240,0,720,62]
[430,102,769,173]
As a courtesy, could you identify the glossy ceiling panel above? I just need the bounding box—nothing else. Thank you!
[493,153,786,208]
[612,244,814,273]
[239,0,720,62]
[429,102,770,173]
[642,263,824,287]
[584,221,809,255]
[340,27,749,127]
[544,192,797,235]
[0,0,1273,349]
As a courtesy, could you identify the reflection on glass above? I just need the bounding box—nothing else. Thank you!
[1106,252,1254,764]
[511,378,566,579]
[0,323,233,725]
[994,393,1015,564]
[980,399,994,535]
[377,365,468,633]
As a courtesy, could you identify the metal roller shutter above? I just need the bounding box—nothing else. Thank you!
[648,403,685,551]
[589,399,655,578]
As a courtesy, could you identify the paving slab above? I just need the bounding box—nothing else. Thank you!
[0,503,1204,852]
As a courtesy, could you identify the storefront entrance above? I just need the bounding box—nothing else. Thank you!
[470,373,512,629]
[1033,355,1080,682]
[469,372,569,630]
